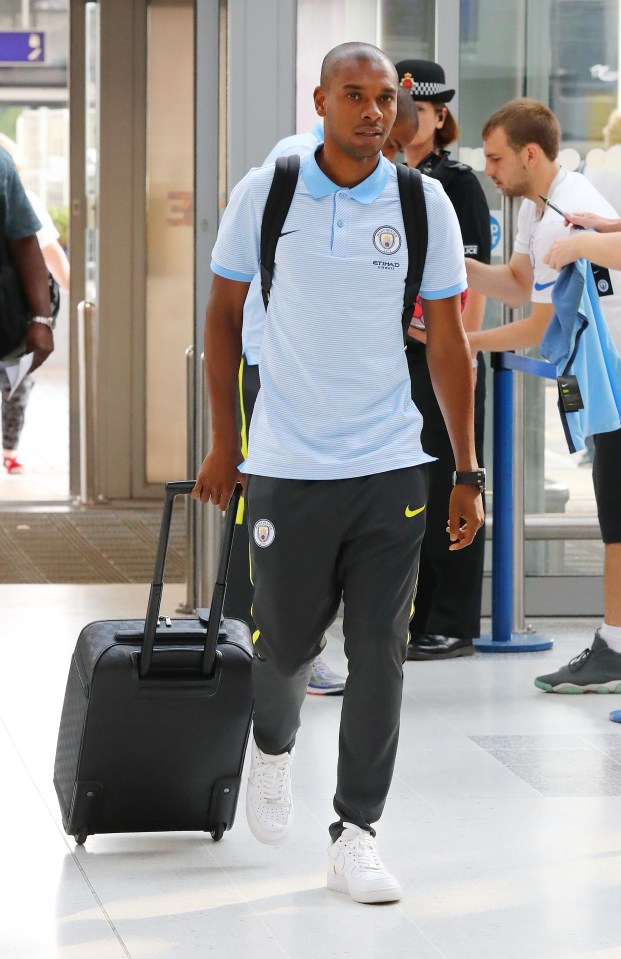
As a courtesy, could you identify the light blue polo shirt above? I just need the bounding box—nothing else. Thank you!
[211,150,467,480]
[242,122,324,365]
[540,258,621,453]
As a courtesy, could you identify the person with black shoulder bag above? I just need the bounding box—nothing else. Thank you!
[0,145,54,475]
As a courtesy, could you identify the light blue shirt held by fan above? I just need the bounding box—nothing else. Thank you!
[540,258,621,453]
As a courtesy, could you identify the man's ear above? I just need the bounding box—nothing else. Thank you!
[314,85,326,117]
[524,142,540,166]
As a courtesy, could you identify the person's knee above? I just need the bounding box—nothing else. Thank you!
[344,615,409,663]
[253,635,317,678]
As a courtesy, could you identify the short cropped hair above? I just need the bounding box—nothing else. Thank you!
[396,87,418,126]
[482,98,560,161]
[320,42,396,88]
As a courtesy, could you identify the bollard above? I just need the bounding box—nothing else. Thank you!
[475,352,554,653]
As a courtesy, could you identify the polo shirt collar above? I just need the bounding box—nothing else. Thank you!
[548,166,567,196]
[310,120,325,142]
[301,148,389,204]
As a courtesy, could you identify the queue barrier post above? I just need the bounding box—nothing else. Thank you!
[474,351,554,653]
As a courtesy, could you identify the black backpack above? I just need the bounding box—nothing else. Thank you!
[259,154,428,343]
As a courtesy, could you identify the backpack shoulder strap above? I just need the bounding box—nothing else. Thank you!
[396,164,428,341]
[260,153,300,310]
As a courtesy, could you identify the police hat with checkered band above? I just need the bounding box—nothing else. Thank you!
[395,59,455,104]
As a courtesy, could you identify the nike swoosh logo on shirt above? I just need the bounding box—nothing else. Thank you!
[405,505,426,518]
[279,230,299,237]
[534,280,555,291]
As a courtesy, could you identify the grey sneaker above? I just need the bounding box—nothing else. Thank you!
[535,632,621,693]
[306,656,346,696]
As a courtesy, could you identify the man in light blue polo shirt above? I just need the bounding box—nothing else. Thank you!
[193,42,484,904]
[239,121,325,371]
[223,119,351,697]
[228,93,420,695]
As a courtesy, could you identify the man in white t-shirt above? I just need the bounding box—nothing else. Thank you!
[193,42,483,904]
[466,98,621,696]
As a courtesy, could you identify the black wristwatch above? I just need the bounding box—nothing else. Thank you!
[452,469,486,491]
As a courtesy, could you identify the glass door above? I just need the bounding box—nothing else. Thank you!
[70,0,195,501]
[144,0,194,484]
[0,0,70,502]
[458,0,620,613]
[295,0,435,130]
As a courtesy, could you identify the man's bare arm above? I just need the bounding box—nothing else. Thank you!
[545,230,621,272]
[461,287,486,335]
[192,274,250,510]
[423,294,485,550]
[465,251,533,309]
[8,234,54,371]
[468,301,554,352]
[8,235,50,314]
[565,212,621,233]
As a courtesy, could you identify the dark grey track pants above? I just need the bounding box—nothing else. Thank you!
[245,466,427,837]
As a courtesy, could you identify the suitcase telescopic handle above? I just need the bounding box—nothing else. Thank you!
[139,481,242,678]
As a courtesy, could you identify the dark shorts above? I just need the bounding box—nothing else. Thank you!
[593,427,621,543]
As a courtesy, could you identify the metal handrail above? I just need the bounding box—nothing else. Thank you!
[177,345,200,615]
[199,350,224,605]
[484,514,601,540]
[77,300,99,505]
[179,343,225,611]
[521,515,601,539]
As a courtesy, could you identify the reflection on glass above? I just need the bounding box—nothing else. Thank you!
[458,0,620,577]
[378,0,434,63]
[296,0,378,131]
[295,0,434,131]
[549,0,619,149]
[145,0,194,483]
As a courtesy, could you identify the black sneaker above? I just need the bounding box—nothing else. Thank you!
[406,633,475,661]
[534,631,621,693]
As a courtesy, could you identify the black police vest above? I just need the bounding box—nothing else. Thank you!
[416,150,473,187]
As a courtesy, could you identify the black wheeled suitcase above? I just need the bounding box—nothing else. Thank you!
[53,482,253,845]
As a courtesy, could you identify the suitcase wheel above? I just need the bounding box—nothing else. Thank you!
[74,828,88,846]
[210,823,225,842]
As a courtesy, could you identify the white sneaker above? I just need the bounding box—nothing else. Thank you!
[327,822,402,903]
[245,740,294,845]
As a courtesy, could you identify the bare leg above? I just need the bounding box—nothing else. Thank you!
[604,543,621,626]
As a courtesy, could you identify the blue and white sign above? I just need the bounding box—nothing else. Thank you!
[0,32,45,63]
[490,211,502,257]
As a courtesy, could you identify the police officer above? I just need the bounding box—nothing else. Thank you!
[395,58,490,660]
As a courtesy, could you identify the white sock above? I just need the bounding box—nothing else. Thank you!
[599,622,621,653]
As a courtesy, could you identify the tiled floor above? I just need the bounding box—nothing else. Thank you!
[2,588,621,959]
